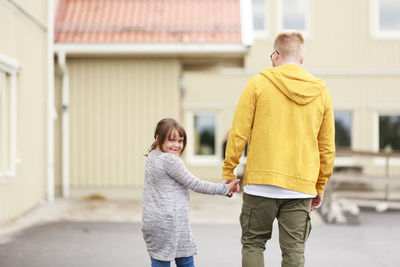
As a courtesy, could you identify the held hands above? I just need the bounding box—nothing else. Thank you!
[224,179,240,198]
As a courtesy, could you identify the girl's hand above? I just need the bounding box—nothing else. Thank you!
[226,179,240,198]
[223,178,241,192]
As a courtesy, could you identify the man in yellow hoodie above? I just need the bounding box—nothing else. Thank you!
[223,30,335,267]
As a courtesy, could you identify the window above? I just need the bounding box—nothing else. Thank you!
[334,111,352,148]
[0,72,10,175]
[278,0,309,34]
[371,0,400,38]
[0,54,20,178]
[252,0,266,32]
[379,0,400,31]
[194,114,216,155]
[379,115,400,152]
[185,109,221,165]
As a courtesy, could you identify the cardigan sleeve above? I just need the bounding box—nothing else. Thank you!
[162,153,229,196]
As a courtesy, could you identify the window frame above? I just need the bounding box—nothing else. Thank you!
[372,108,400,166]
[251,0,269,38]
[334,110,354,150]
[185,109,222,166]
[378,113,400,152]
[0,54,21,179]
[370,0,400,39]
[277,0,310,38]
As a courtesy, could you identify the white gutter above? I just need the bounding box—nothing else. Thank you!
[54,43,248,56]
[240,0,254,46]
[47,0,56,201]
[56,51,70,198]
[0,54,22,179]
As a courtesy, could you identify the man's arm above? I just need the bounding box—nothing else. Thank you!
[222,78,257,181]
[316,90,335,195]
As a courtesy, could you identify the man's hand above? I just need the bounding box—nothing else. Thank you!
[224,178,240,198]
[311,194,323,211]
[225,179,240,198]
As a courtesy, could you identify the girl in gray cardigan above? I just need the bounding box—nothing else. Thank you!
[142,118,238,267]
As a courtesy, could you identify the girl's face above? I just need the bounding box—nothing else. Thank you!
[160,129,184,156]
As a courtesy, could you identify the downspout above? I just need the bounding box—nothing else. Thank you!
[178,76,186,123]
[56,51,70,198]
[47,0,56,202]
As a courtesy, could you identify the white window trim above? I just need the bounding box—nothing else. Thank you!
[185,105,224,166]
[0,54,21,179]
[371,108,400,166]
[370,0,400,39]
[276,0,310,38]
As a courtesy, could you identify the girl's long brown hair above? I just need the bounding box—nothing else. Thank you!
[146,118,187,156]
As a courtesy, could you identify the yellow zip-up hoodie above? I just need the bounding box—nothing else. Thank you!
[223,64,335,195]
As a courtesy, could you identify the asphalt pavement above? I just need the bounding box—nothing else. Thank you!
[0,193,399,267]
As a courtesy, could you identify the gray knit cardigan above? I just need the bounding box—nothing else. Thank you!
[142,150,229,261]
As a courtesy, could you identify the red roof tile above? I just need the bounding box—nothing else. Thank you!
[55,0,243,44]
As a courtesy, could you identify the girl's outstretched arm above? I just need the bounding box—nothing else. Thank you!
[163,153,230,196]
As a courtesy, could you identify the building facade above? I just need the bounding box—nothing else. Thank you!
[0,1,399,226]
[53,0,400,197]
[0,0,50,225]
[53,0,252,195]
[183,0,400,181]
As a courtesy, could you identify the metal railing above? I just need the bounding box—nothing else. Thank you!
[333,149,400,201]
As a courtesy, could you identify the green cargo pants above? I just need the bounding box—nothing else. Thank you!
[240,193,312,267]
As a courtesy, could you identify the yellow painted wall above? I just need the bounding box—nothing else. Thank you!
[55,58,181,189]
[182,0,400,180]
[51,0,400,189]
[0,0,48,225]
[246,0,400,70]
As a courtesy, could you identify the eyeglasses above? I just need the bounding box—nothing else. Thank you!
[270,50,280,62]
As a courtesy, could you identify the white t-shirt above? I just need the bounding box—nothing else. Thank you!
[244,184,315,199]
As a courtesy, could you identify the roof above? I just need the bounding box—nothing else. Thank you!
[54,0,244,44]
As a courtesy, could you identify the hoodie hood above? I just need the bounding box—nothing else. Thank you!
[260,64,326,105]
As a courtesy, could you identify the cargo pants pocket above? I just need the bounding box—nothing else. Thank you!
[304,212,312,242]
